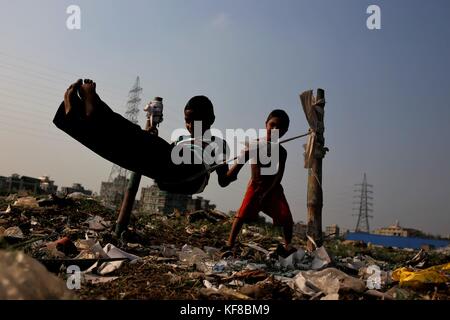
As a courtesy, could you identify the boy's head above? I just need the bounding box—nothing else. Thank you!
[266,109,289,139]
[184,95,215,136]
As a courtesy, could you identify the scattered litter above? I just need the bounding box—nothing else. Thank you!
[223,269,268,284]
[392,263,450,288]
[13,197,39,208]
[228,280,245,286]
[204,246,220,257]
[203,279,218,290]
[0,205,12,214]
[311,246,332,270]
[3,226,24,240]
[364,289,394,300]
[213,260,228,273]
[359,265,392,289]
[44,236,79,258]
[5,194,18,202]
[75,241,109,259]
[84,274,118,284]
[239,283,267,299]
[200,285,252,300]
[126,243,143,249]
[288,268,366,299]
[405,249,428,268]
[75,238,96,251]
[85,215,111,231]
[278,249,306,269]
[0,193,448,300]
[245,263,267,271]
[0,250,74,299]
[178,245,211,272]
[67,192,91,200]
[82,243,139,276]
[320,293,340,300]
[161,244,178,258]
[188,210,223,223]
[243,242,270,256]
[384,286,415,300]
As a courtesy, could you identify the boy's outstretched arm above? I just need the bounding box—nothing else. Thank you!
[216,164,231,187]
[216,145,251,187]
[216,162,243,187]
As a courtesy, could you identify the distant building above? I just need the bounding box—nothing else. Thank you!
[228,210,237,217]
[293,221,307,240]
[60,183,92,196]
[373,221,422,238]
[325,224,340,238]
[187,196,216,212]
[139,184,192,215]
[0,173,57,195]
[39,176,58,194]
[139,185,216,215]
[100,176,129,207]
[0,176,7,192]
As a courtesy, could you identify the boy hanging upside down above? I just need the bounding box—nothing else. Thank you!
[224,109,295,256]
[54,79,236,194]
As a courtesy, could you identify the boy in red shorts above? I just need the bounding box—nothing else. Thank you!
[225,109,295,255]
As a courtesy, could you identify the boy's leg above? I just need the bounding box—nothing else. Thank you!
[227,217,244,247]
[263,186,295,252]
[54,79,172,181]
[226,183,259,248]
[283,223,293,248]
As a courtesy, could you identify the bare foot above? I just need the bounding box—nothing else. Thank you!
[78,79,99,118]
[63,79,82,115]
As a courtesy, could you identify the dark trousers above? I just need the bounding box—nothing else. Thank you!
[53,100,205,194]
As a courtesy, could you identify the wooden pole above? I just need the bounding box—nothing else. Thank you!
[301,89,327,251]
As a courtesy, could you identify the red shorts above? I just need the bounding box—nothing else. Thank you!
[236,181,293,227]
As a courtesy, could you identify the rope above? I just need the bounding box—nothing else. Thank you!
[209,131,311,172]
[158,131,311,187]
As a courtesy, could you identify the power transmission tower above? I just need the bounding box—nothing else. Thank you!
[100,77,143,207]
[353,173,373,232]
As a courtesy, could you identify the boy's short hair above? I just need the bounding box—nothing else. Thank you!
[184,96,215,124]
[266,109,290,130]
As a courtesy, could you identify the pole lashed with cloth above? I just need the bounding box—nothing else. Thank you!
[300,89,328,251]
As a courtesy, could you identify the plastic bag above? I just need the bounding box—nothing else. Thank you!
[392,263,450,287]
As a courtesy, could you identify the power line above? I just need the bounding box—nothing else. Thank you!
[0,119,67,143]
[0,50,127,101]
[0,62,124,103]
[0,103,51,119]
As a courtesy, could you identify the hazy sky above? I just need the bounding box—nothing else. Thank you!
[0,0,449,236]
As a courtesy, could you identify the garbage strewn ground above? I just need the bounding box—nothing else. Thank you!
[0,195,449,300]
